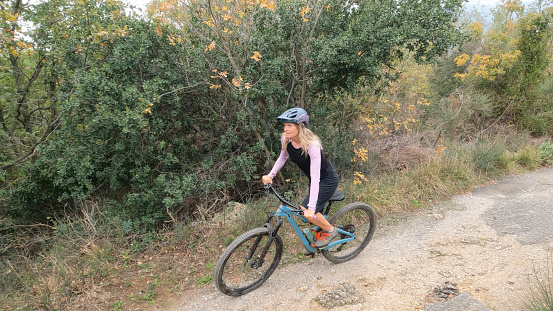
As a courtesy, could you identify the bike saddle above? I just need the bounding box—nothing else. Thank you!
[329,190,345,202]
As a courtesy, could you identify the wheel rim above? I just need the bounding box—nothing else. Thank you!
[327,206,374,260]
[218,232,280,293]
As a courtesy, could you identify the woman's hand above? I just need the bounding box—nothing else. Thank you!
[262,175,273,185]
[300,206,317,219]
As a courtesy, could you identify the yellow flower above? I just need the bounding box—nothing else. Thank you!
[468,21,483,36]
[300,6,310,22]
[353,172,368,185]
[232,76,243,87]
[205,41,216,52]
[260,0,276,10]
[454,54,470,66]
[250,51,262,62]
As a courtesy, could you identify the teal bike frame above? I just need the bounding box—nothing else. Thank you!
[264,184,355,252]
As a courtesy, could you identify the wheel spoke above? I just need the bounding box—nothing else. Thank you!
[215,227,283,296]
[322,203,376,264]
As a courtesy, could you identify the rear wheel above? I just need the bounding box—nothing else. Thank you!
[214,227,283,296]
[322,202,376,264]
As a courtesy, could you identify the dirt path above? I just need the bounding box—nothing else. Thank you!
[170,167,553,311]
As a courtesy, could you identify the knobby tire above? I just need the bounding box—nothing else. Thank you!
[322,202,376,264]
[214,227,283,296]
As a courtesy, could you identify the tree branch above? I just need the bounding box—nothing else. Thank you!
[0,115,61,170]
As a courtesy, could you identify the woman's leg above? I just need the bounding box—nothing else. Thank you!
[302,166,340,232]
[301,206,334,231]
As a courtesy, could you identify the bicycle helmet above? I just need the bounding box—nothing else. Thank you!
[277,107,309,127]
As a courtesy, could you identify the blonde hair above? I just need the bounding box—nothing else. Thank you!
[282,124,322,156]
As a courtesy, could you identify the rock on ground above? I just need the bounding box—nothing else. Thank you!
[425,293,493,311]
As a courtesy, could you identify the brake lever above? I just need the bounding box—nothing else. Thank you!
[297,209,317,219]
[264,182,272,193]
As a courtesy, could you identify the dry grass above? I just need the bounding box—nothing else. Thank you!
[1,134,550,310]
[369,135,436,172]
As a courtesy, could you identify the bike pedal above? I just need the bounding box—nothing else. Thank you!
[304,251,315,258]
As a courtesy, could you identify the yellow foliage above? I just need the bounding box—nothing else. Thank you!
[503,0,525,13]
[454,54,470,66]
[352,141,369,163]
[205,41,216,52]
[468,21,483,37]
[454,50,520,82]
[5,12,18,22]
[250,51,262,61]
[154,24,162,36]
[232,76,243,87]
[436,137,446,157]
[353,172,368,185]
[10,47,20,57]
[260,0,276,10]
[417,97,430,106]
[300,6,311,22]
[358,85,425,139]
[203,18,215,28]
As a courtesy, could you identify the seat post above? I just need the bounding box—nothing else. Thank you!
[323,201,332,216]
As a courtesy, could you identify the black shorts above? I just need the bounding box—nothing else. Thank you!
[301,165,339,214]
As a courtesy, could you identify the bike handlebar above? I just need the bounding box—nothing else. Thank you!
[264,183,302,213]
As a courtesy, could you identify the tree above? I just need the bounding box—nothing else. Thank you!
[4,0,467,228]
[0,0,61,172]
[453,0,553,135]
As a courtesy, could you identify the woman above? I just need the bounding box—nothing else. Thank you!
[262,107,340,248]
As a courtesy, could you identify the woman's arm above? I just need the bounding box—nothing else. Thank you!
[307,145,322,211]
[268,135,289,179]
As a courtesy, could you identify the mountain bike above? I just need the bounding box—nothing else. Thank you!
[214,183,376,296]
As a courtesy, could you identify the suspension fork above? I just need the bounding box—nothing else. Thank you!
[248,214,283,268]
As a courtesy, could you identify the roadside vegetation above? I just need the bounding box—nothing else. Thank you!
[1,0,553,309]
[525,254,553,311]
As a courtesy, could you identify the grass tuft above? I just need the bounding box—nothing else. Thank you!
[472,140,507,173]
[525,254,553,311]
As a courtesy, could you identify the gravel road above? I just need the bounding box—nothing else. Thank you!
[171,166,553,311]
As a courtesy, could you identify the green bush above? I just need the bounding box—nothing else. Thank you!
[472,140,506,173]
[517,147,542,171]
[2,0,468,232]
[539,142,553,164]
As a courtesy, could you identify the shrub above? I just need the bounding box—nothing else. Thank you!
[472,140,507,173]
[538,142,553,164]
[517,147,542,171]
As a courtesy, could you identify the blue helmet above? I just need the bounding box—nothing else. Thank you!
[277,107,309,127]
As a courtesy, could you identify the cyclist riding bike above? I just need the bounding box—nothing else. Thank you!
[262,107,340,248]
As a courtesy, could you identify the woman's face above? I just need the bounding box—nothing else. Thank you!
[283,123,299,140]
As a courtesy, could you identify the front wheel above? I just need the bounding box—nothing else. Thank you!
[322,202,376,264]
[214,227,283,296]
